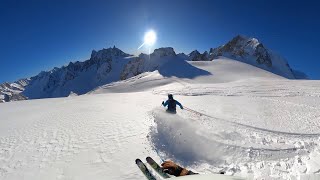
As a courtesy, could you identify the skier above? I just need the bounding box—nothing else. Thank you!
[161,160,198,176]
[162,94,183,114]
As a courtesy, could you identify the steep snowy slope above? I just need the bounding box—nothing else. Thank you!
[93,57,283,93]
[22,46,133,99]
[1,58,319,180]
[209,35,296,79]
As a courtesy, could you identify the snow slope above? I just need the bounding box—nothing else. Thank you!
[92,58,283,94]
[0,58,320,180]
[209,35,297,79]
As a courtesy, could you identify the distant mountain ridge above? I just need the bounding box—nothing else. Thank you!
[22,46,132,99]
[188,35,307,79]
[0,35,308,103]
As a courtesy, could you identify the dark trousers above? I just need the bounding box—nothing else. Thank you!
[166,109,177,114]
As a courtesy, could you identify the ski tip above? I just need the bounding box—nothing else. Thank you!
[135,158,142,164]
[146,157,155,163]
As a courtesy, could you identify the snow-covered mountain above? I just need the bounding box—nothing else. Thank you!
[21,46,134,99]
[0,36,309,102]
[0,81,28,103]
[186,35,308,79]
[120,47,210,80]
[208,35,299,79]
[0,56,319,180]
[1,47,210,101]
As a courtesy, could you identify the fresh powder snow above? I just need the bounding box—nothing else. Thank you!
[0,57,320,180]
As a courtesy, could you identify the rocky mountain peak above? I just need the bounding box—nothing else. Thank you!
[0,82,27,103]
[208,35,300,78]
[91,46,130,60]
[151,47,176,58]
[189,50,210,61]
[210,35,272,67]
[189,50,200,56]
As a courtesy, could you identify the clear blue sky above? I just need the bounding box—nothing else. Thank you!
[0,0,319,82]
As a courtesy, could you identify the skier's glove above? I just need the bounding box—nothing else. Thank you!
[162,101,164,105]
[161,161,188,176]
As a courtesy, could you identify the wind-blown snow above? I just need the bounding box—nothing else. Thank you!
[0,58,319,180]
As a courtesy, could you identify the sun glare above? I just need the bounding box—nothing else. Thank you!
[138,30,157,50]
[144,30,157,46]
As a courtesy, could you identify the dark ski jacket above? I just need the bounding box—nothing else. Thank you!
[162,99,183,112]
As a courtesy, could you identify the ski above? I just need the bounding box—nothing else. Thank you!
[146,156,170,178]
[135,159,157,180]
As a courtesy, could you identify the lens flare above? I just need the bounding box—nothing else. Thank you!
[144,30,156,46]
[138,29,157,50]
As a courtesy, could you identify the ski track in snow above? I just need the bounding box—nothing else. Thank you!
[1,59,320,179]
[150,108,320,178]
[149,79,320,179]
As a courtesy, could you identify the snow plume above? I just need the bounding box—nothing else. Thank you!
[150,108,235,166]
[149,108,320,178]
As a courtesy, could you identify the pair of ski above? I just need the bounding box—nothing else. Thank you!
[136,157,170,180]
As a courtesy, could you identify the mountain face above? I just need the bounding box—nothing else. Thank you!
[22,46,133,99]
[186,36,303,79]
[0,81,28,103]
[120,47,178,80]
[188,50,210,61]
[120,47,210,80]
[208,35,296,79]
[0,36,309,102]
[292,70,309,79]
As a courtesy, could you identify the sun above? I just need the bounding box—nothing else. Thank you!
[138,29,157,50]
[144,30,157,46]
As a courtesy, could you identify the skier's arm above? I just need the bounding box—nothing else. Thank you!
[176,101,183,109]
[162,100,169,107]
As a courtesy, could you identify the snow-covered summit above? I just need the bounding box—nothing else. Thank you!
[209,35,271,66]
[150,47,176,58]
[209,35,295,78]
[186,35,304,79]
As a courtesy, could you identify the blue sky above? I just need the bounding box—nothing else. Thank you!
[0,0,319,82]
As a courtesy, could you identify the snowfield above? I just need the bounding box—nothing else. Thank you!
[0,58,320,180]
